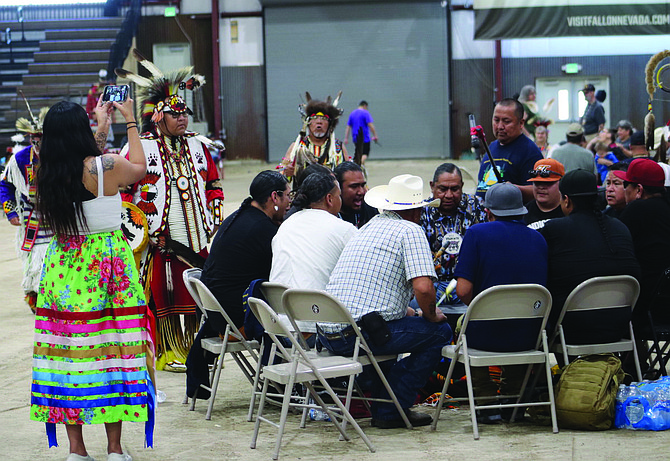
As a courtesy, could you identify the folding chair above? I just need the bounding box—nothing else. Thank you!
[281,289,412,431]
[635,268,670,377]
[183,271,261,420]
[261,281,317,336]
[551,275,642,382]
[431,284,558,440]
[247,297,375,460]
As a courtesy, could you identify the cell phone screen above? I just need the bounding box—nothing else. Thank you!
[102,85,129,102]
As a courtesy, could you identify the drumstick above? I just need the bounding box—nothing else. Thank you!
[437,279,458,306]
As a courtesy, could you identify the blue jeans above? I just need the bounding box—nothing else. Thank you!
[318,316,452,420]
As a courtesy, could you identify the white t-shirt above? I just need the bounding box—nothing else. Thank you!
[270,208,358,290]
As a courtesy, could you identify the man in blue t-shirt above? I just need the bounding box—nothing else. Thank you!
[454,182,548,423]
[344,101,378,165]
[476,98,543,203]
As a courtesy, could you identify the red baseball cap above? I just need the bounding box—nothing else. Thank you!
[622,158,665,188]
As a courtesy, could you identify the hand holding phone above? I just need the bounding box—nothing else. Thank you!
[102,85,130,103]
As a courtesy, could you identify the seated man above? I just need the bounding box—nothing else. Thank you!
[454,182,548,423]
[619,158,670,324]
[524,158,565,230]
[418,163,487,307]
[333,161,378,228]
[319,174,452,429]
[271,172,357,291]
[186,171,290,398]
[604,163,628,218]
[540,169,640,343]
[200,171,291,329]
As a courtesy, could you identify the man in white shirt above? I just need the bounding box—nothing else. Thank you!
[270,173,357,290]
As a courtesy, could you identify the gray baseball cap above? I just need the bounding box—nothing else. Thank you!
[483,182,527,216]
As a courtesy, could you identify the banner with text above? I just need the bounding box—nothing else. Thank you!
[474,1,670,39]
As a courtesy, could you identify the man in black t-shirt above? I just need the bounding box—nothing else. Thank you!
[619,159,670,324]
[524,158,565,230]
[541,170,640,344]
[334,162,378,228]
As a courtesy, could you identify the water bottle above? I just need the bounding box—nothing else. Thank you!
[625,399,646,425]
[309,408,331,421]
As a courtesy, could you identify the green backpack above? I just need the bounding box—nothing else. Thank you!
[555,354,625,430]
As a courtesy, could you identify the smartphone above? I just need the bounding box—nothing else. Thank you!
[102,84,130,102]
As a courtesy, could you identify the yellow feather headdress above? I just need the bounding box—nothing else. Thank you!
[115,48,205,131]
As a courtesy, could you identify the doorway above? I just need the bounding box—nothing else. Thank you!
[151,43,207,134]
[535,76,610,146]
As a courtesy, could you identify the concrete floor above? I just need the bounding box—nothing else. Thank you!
[3,158,670,460]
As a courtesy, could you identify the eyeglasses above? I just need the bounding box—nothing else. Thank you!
[529,169,562,178]
[309,115,329,122]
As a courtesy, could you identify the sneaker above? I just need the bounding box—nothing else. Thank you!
[66,455,95,461]
[371,409,433,429]
[107,453,132,461]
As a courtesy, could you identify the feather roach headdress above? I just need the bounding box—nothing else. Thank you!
[298,91,343,132]
[15,91,48,136]
[115,48,205,132]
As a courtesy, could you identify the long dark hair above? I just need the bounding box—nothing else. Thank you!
[291,173,337,211]
[36,101,100,237]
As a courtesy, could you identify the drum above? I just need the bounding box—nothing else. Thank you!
[121,201,149,255]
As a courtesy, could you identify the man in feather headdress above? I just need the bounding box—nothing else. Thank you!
[114,49,224,371]
[0,103,52,313]
[279,93,348,182]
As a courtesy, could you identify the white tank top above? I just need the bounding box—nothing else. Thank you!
[77,156,122,234]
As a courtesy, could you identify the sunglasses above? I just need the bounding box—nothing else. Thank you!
[529,169,562,178]
[623,181,638,188]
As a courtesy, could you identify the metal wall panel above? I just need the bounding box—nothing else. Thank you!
[451,54,662,158]
[220,65,267,160]
[264,2,449,162]
[502,55,661,137]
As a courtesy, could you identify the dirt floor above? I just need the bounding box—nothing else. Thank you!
[2,158,670,460]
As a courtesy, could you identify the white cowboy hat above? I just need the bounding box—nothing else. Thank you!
[365,174,440,211]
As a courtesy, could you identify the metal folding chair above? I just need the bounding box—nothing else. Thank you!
[550,275,642,381]
[431,284,558,439]
[247,297,375,460]
[183,269,261,420]
[281,288,412,432]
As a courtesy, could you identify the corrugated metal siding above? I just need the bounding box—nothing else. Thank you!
[451,59,496,158]
[220,66,267,160]
[502,55,662,139]
[264,2,449,162]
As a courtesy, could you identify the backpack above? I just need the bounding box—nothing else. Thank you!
[555,353,625,430]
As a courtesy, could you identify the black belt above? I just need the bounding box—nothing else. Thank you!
[320,327,356,341]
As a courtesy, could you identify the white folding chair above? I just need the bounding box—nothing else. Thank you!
[183,271,261,420]
[247,297,375,460]
[281,289,412,432]
[431,284,558,440]
[551,275,642,381]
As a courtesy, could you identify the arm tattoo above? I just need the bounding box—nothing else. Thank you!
[94,129,107,152]
[101,155,115,172]
[86,155,115,176]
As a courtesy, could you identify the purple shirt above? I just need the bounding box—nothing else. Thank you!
[347,108,373,143]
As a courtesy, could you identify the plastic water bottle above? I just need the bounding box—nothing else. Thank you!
[625,399,645,425]
[309,408,331,421]
[156,389,167,404]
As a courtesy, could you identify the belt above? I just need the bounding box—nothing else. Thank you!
[320,327,356,341]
